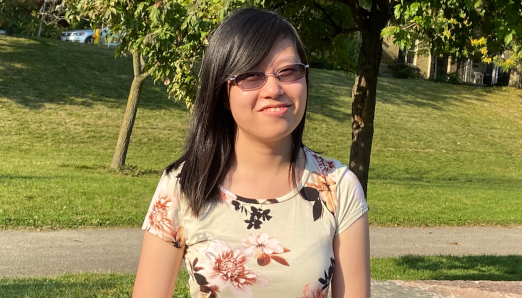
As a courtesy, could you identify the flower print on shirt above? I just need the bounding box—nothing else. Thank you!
[242,233,291,266]
[144,195,185,248]
[231,201,272,230]
[304,147,336,175]
[300,171,338,221]
[188,257,221,298]
[298,258,334,298]
[198,239,269,298]
[299,282,328,298]
[307,171,337,214]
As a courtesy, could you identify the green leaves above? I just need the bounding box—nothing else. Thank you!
[386,0,522,72]
[65,0,265,108]
[504,33,513,46]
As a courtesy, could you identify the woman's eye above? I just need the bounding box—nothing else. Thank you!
[278,68,298,77]
[241,73,263,82]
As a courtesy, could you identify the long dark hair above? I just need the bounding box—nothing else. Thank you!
[167,8,309,217]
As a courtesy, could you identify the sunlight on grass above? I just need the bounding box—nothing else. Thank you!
[0,36,521,228]
[0,271,190,298]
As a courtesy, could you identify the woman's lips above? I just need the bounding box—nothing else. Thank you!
[260,105,289,116]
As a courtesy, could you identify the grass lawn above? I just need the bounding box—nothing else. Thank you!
[0,36,521,229]
[0,255,520,297]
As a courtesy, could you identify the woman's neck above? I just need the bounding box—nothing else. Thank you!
[225,134,304,199]
[234,135,293,173]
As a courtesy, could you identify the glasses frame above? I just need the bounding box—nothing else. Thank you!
[227,63,309,91]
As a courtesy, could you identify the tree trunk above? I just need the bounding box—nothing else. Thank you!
[110,51,151,169]
[508,65,522,88]
[349,0,390,198]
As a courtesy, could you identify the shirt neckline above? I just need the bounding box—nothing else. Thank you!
[219,148,312,205]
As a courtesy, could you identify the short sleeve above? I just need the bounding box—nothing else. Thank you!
[141,171,186,248]
[334,168,368,235]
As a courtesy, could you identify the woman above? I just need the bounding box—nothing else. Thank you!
[133,8,370,298]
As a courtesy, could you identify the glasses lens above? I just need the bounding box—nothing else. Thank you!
[277,64,306,82]
[236,72,266,90]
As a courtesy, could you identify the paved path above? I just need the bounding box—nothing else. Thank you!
[0,227,521,298]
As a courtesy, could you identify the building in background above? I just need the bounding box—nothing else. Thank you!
[380,38,512,86]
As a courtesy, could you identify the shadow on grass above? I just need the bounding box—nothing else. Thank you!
[0,36,186,112]
[393,255,522,281]
[376,77,492,110]
[307,68,496,121]
[308,69,354,122]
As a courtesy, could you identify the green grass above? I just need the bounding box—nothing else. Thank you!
[371,255,522,281]
[0,36,521,229]
[1,256,520,297]
[0,271,190,298]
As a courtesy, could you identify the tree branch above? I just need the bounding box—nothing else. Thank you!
[332,0,352,9]
[132,51,141,77]
[370,0,392,31]
[272,0,303,10]
[140,54,147,73]
[346,0,365,29]
[310,17,360,34]
[139,67,154,80]
[313,2,360,35]
[313,2,340,29]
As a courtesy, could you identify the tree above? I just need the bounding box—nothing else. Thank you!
[67,0,391,196]
[383,0,522,80]
[66,0,262,169]
[0,0,39,35]
[266,0,391,196]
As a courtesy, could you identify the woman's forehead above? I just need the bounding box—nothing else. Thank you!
[255,39,301,70]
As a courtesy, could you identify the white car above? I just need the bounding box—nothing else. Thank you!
[60,28,96,43]
[60,28,121,45]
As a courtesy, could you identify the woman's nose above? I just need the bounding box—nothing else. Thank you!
[259,74,283,98]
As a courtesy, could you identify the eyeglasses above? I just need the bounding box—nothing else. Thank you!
[227,63,309,91]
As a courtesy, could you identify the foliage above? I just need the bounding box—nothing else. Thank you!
[65,0,264,109]
[386,60,421,78]
[0,0,68,38]
[445,72,461,84]
[266,0,361,73]
[0,0,39,30]
[383,0,522,73]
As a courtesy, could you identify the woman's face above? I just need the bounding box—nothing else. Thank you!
[227,38,307,146]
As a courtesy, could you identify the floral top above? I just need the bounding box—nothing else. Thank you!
[142,147,368,298]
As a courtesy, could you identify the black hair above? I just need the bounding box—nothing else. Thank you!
[166,7,309,217]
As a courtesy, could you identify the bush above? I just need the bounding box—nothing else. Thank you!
[387,60,421,79]
[446,73,461,84]
[436,72,461,85]
[14,18,64,39]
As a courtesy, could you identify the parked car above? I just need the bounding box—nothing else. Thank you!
[60,27,121,45]
[60,29,95,43]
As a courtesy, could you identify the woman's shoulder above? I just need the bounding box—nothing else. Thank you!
[302,146,362,197]
[303,146,349,177]
[153,163,184,197]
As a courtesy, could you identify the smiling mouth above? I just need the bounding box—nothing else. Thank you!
[262,106,287,112]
